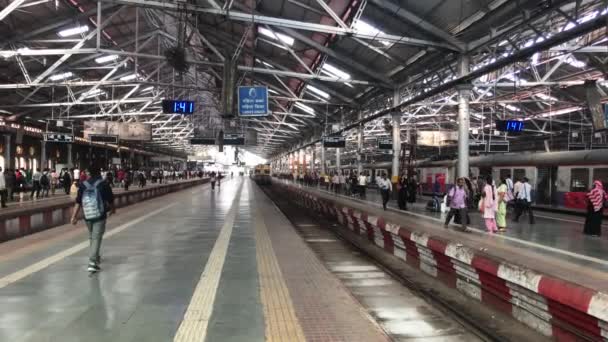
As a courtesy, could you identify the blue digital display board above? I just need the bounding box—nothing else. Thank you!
[162,100,195,114]
[496,120,524,133]
[238,86,269,117]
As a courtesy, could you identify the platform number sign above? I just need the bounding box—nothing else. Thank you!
[377,138,392,150]
[44,133,74,143]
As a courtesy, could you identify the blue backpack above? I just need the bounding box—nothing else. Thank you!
[82,179,105,220]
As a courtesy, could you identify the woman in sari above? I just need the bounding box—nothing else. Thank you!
[584,180,607,237]
[496,178,508,232]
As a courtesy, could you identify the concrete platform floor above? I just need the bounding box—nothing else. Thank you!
[0,178,418,342]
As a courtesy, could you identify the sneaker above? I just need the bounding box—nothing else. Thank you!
[87,263,100,273]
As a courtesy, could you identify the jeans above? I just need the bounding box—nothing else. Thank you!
[31,181,40,198]
[86,219,106,264]
[514,200,535,224]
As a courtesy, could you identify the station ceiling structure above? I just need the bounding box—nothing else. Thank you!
[0,0,607,160]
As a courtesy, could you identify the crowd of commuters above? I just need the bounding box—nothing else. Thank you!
[0,166,204,207]
[282,169,607,237]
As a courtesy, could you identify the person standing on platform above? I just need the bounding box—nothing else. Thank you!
[217,173,222,189]
[30,168,42,200]
[40,169,50,198]
[514,177,535,224]
[71,167,115,273]
[210,173,217,190]
[407,176,417,203]
[358,172,367,199]
[339,171,347,195]
[332,172,340,194]
[482,176,498,233]
[444,178,469,231]
[0,168,7,208]
[50,169,58,196]
[6,169,14,202]
[398,175,408,210]
[63,169,72,195]
[378,173,393,210]
[584,180,607,237]
[496,177,508,232]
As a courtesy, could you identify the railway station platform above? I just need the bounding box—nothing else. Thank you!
[274,179,608,341]
[0,178,404,342]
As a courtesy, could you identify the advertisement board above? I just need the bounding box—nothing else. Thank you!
[416,131,458,147]
[84,121,152,141]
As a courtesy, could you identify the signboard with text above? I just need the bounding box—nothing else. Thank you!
[238,86,269,117]
[44,133,73,143]
[323,136,346,148]
[224,133,245,145]
[377,138,392,150]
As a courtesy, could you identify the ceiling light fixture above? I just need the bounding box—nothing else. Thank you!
[95,54,119,64]
[48,72,73,81]
[58,25,89,37]
[258,27,294,46]
[294,102,315,115]
[306,85,330,99]
[120,74,138,81]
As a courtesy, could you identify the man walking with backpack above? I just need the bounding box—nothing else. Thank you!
[70,167,115,273]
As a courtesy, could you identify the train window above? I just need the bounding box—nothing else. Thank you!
[499,169,511,181]
[571,168,590,192]
[513,169,526,181]
[593,168,608,189]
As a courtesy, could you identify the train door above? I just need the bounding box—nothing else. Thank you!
[536,166,558,205]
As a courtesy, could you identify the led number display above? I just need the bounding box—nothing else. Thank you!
[162,100,195,114]
[496,120,524,133]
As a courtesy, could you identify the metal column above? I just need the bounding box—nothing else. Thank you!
[357,112,363,176]
[40,141,47,170]
[320,144,326,175]
[391,88,401,182]
[4,135,11,170]
[67,144,73,167]
[457,55,471,179]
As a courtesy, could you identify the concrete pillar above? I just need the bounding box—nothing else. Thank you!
[4,134,11,170]
[311,146,316,173]
[67,143,73,167]
[40,141,47,170]
[357,113,364,176]
[391,88,401,183]
[336,148,341,172]
[320,144,326,175]
[457,55,471,179]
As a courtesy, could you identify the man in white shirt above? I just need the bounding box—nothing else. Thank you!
[358,172,367,199]
[0,167,7,208]
[31,168,42,199]
[377,173,393,210]
[332,173,340,194]
[514,177,535,224]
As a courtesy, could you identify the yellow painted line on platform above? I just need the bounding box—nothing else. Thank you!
[173,182,242,342]
[253,196,306,342]
[0,203,176,289]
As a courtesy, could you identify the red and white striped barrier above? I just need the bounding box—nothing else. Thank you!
[279,182,608,341]
[0,179,209,243]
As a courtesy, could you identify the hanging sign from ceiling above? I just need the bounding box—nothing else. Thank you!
[238,86,269,117]
[323,136,345,148]
[377,138,392,150]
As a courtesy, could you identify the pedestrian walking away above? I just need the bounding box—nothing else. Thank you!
[514,177,535,224]
[584,180,608,237]
[71,168,115,273]
[211,173,217,190]
[444,177,469,231]
[377,173,392,210]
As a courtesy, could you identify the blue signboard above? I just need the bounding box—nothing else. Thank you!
[238,86,269,116]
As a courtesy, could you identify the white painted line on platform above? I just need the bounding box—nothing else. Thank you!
[0,203,176,289]
[173,182,242,342]
[301,183,608,267]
